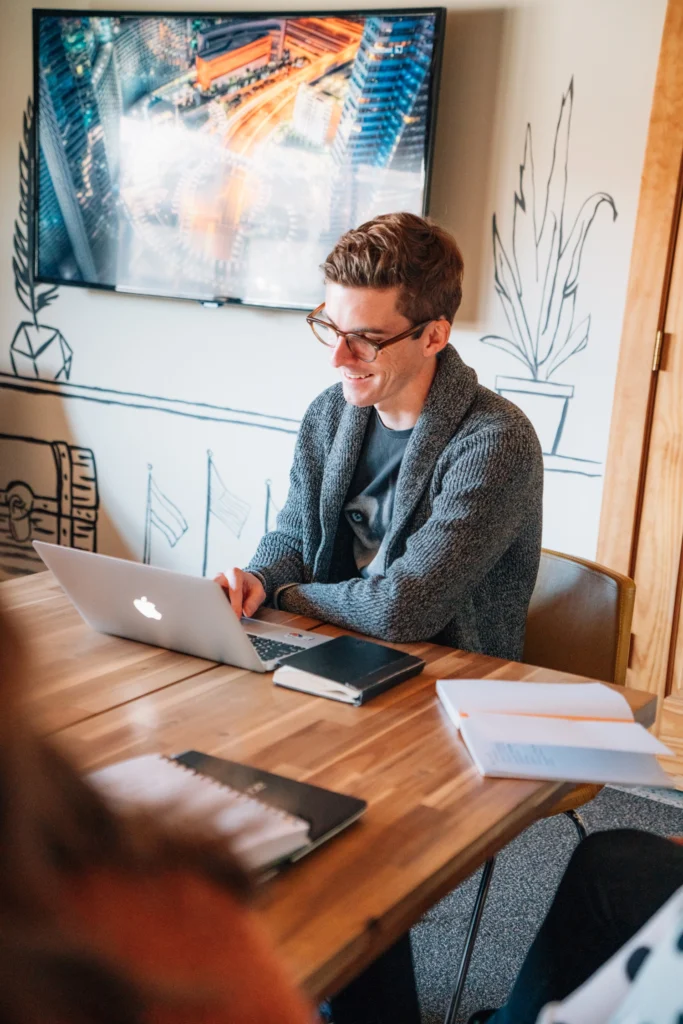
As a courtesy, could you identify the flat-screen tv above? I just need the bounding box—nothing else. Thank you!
[33,8,445,310]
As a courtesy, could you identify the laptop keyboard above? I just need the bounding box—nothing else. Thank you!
[248,634,303,663]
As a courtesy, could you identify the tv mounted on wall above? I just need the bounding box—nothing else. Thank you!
[33,8,445,310]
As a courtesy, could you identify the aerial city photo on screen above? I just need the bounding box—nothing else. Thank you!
[36,11,441,308]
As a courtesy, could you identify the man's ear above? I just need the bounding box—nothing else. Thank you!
[422,318,451,356]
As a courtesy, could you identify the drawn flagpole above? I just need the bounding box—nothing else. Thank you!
[143,464,153,565]
[264,478,280,532]
[144,464,188,565]
[201,451,251,577]
[202,450,214,577]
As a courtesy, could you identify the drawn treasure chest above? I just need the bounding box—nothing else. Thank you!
[0,434,98,577]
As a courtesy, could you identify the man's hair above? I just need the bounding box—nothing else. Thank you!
[321,212,464,324]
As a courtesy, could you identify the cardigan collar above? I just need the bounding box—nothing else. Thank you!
[314,345,479,578]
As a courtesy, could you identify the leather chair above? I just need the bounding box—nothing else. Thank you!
[523,549,634,686]
[444,550,636,1024]
[527,549,635,818]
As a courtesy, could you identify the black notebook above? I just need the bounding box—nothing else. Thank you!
[174,750,366,855]
[272,635,425,704]
[89,750,366,872]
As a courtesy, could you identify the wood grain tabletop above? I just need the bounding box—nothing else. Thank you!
[1,570,319,733]
[1,571,658,999]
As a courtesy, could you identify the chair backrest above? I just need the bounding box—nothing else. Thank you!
[522,549,636,685]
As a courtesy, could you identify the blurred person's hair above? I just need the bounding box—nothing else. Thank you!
[0,599,250,1024]
[321,212,464,325]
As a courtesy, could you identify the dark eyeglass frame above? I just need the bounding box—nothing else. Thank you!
[306,302,433,363]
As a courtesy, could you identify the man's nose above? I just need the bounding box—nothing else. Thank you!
[329,335,351,368]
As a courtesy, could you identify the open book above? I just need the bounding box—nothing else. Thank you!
[436,680,674,788]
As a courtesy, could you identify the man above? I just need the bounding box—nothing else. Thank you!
[219,212,543,661]
[218,212,544,1024]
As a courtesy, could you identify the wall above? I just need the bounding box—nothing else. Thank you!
[0,0,667,581]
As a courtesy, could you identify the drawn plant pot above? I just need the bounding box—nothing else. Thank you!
[13,98,70,378]
[495,376,575,456]
[10,322,73,381]
[481,81,617,474]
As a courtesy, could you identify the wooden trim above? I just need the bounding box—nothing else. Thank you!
[597,0,683,575]
[666,532,683,697]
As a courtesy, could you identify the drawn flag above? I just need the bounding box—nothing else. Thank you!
[202,452,251,576]
[143,466,188,564]
[209,459,250,538]
[150,478,188,546]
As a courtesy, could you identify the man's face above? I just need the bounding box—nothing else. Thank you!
[323,283,433,408]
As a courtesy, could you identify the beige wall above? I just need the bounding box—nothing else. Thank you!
[0,0,667,578]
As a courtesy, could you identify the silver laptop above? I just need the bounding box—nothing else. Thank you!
[33,542,330,672]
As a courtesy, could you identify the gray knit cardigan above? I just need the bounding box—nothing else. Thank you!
[247,345,543,660]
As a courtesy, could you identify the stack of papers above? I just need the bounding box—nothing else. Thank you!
[436,680,674,788]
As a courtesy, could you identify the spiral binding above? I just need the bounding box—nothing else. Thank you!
[161,754,305,829]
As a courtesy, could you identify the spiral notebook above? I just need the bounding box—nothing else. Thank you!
[89,751,366,871]
[89,753,310,870]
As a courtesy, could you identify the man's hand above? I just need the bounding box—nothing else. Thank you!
[215,568,266,619]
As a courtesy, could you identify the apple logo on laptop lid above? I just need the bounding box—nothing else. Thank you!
[134,596,162,620]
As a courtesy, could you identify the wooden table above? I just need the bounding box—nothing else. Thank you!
[3,571,319,734]
[1,572,657,1000]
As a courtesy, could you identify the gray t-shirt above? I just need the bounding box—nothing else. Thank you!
[330,410,412,581]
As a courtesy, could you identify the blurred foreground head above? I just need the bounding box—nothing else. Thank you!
[0,599,253,1023]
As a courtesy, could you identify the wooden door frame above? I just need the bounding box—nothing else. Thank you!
[597,0,683,575]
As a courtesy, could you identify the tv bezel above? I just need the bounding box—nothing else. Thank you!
[32,6,447,311]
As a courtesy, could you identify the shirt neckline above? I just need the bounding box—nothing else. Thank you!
[373,408,414,439]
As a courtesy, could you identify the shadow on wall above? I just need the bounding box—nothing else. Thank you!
[429,8,506,324]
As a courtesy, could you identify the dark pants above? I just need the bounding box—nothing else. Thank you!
[490,828,683,1024]
[329,829,683,1024]
[329,933,421,1024]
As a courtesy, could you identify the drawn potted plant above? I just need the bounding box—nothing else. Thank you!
[10,98,73,381]
[481,80,617,455]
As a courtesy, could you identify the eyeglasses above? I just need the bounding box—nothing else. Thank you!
[306,302,433,364]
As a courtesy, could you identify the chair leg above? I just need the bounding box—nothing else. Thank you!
[443,856,496,1024]
[564,808,588,842]
[443,813,584,1024]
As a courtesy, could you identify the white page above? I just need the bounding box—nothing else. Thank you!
[462,737,674,789]
[437,679,634,727]
[460,713,671,754]
[273,664,357,702]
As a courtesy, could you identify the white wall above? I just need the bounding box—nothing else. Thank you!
[0,0,666,581]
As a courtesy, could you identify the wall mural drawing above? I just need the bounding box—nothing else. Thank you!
[10,98,72,382]
[481,79,616,476]
[142,465,188,565]
[0,432,98,576]
[0,361,300,434]
[5,99,301,436]
[201,451,251,576]
[3,79,619,583]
